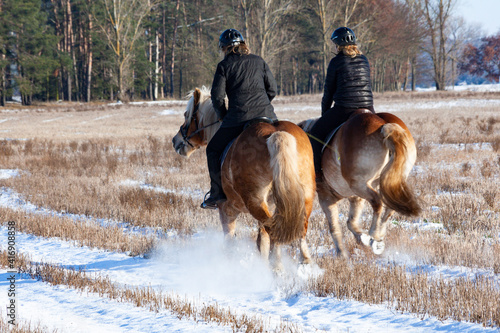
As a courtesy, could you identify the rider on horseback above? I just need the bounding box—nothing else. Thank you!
[308,27,375,181]
[202,28,278,209]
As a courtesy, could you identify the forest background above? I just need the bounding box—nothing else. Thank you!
[0,0,499,105]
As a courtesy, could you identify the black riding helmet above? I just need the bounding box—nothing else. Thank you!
[331,27,356,46]
[218,29,245,49]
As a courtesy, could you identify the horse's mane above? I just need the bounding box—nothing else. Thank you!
[186,86,221,141]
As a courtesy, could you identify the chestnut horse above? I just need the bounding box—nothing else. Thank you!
[299,111,421,257]
[172,87,316,268]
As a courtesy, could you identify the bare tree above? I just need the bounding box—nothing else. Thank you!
[95,0,156,101]
[416,0,458,90]
[240,0,253,47]
[311,0,337,83]
[253,0,297,62]
[169,0,180,98]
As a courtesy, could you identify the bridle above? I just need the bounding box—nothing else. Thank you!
[179,101,221,147]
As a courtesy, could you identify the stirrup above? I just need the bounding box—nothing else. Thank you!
[200,191,219,210]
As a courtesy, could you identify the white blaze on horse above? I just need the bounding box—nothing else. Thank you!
[299,111,421,257]
[172,87,316,269]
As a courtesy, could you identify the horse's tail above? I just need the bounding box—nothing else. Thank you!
[264,131,306,244]
[379,123,421,216]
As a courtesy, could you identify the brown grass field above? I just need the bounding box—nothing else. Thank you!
[0,89,500,331]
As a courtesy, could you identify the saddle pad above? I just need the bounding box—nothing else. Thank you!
[322,122,345,153]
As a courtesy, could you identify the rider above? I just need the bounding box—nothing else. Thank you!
[308,27,375,181]
[202,28,278,209]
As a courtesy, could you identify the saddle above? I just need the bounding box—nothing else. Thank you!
[321,108,372,153]
[221,117,277,166]
[243,116,277,130]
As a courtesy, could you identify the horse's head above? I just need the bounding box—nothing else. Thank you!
[172,86,220,157]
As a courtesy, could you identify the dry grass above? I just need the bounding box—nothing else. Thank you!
[0,318,56,333]
[0,137,218,234]
[1,90,500,329]
[0,207,155,256]
[0,251,302,333]
[310,257,500,327]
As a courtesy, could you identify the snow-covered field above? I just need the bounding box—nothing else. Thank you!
[1,86,499,332]
[0,168,497,333]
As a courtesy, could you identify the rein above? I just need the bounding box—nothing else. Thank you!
[180,102,221,147]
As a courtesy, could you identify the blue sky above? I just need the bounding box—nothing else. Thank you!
[457,0,500,35]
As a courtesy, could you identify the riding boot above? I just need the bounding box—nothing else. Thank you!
[310,134,324,183]
[201,149,227,209]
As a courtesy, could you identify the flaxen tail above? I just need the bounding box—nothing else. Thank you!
[264,132,306,244]
[379,123,421,216]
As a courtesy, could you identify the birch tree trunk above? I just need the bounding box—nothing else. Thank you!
[170,0,180,98]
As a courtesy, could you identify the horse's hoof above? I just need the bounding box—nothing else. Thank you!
[372,240,385,255]
[360,233,371,247]
[300,257,312,265]
[273,264,285,276]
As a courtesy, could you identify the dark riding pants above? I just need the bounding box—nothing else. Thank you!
[206,124,246,198]
[309,104,375,175]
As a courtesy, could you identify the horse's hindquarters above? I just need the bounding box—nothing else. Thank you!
[323,125,389,198]
[221,121,315,244]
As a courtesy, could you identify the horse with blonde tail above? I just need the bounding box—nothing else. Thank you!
[299,111,421,257]
[172,87,316,269]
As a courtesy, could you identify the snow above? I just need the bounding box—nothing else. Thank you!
[119,179,204,199]
[376,98,500,112]
[93,114,116,121]
[2,226,498,333]
[158,109,182,116]
[0,274,215,333]
[108,100,187,107]
[418,83,500,92]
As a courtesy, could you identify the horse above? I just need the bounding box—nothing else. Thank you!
[172,87,316,269]
[299,111,421,258]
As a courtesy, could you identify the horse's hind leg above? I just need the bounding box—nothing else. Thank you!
[245,196,274,263]
[370,207,395,242]
[317,184,346,258]
[218,204,240,258]
[299,237,312,264]
[346,197,366,244]
[257,226,271,261]
[270,242,284,272]
[219,204,240,240]
[350,183,386,254]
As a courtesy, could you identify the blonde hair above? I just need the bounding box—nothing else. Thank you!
[224,43,251,55]
[337,44,362,58]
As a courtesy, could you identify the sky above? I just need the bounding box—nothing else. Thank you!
[457,0,500,36]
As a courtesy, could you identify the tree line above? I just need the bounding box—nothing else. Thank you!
[0,0,498,105]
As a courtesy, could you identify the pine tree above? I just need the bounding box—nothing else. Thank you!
[3,0,58,104]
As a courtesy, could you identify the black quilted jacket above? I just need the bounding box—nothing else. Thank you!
[211,53,278,127]
[321,52,373,114]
